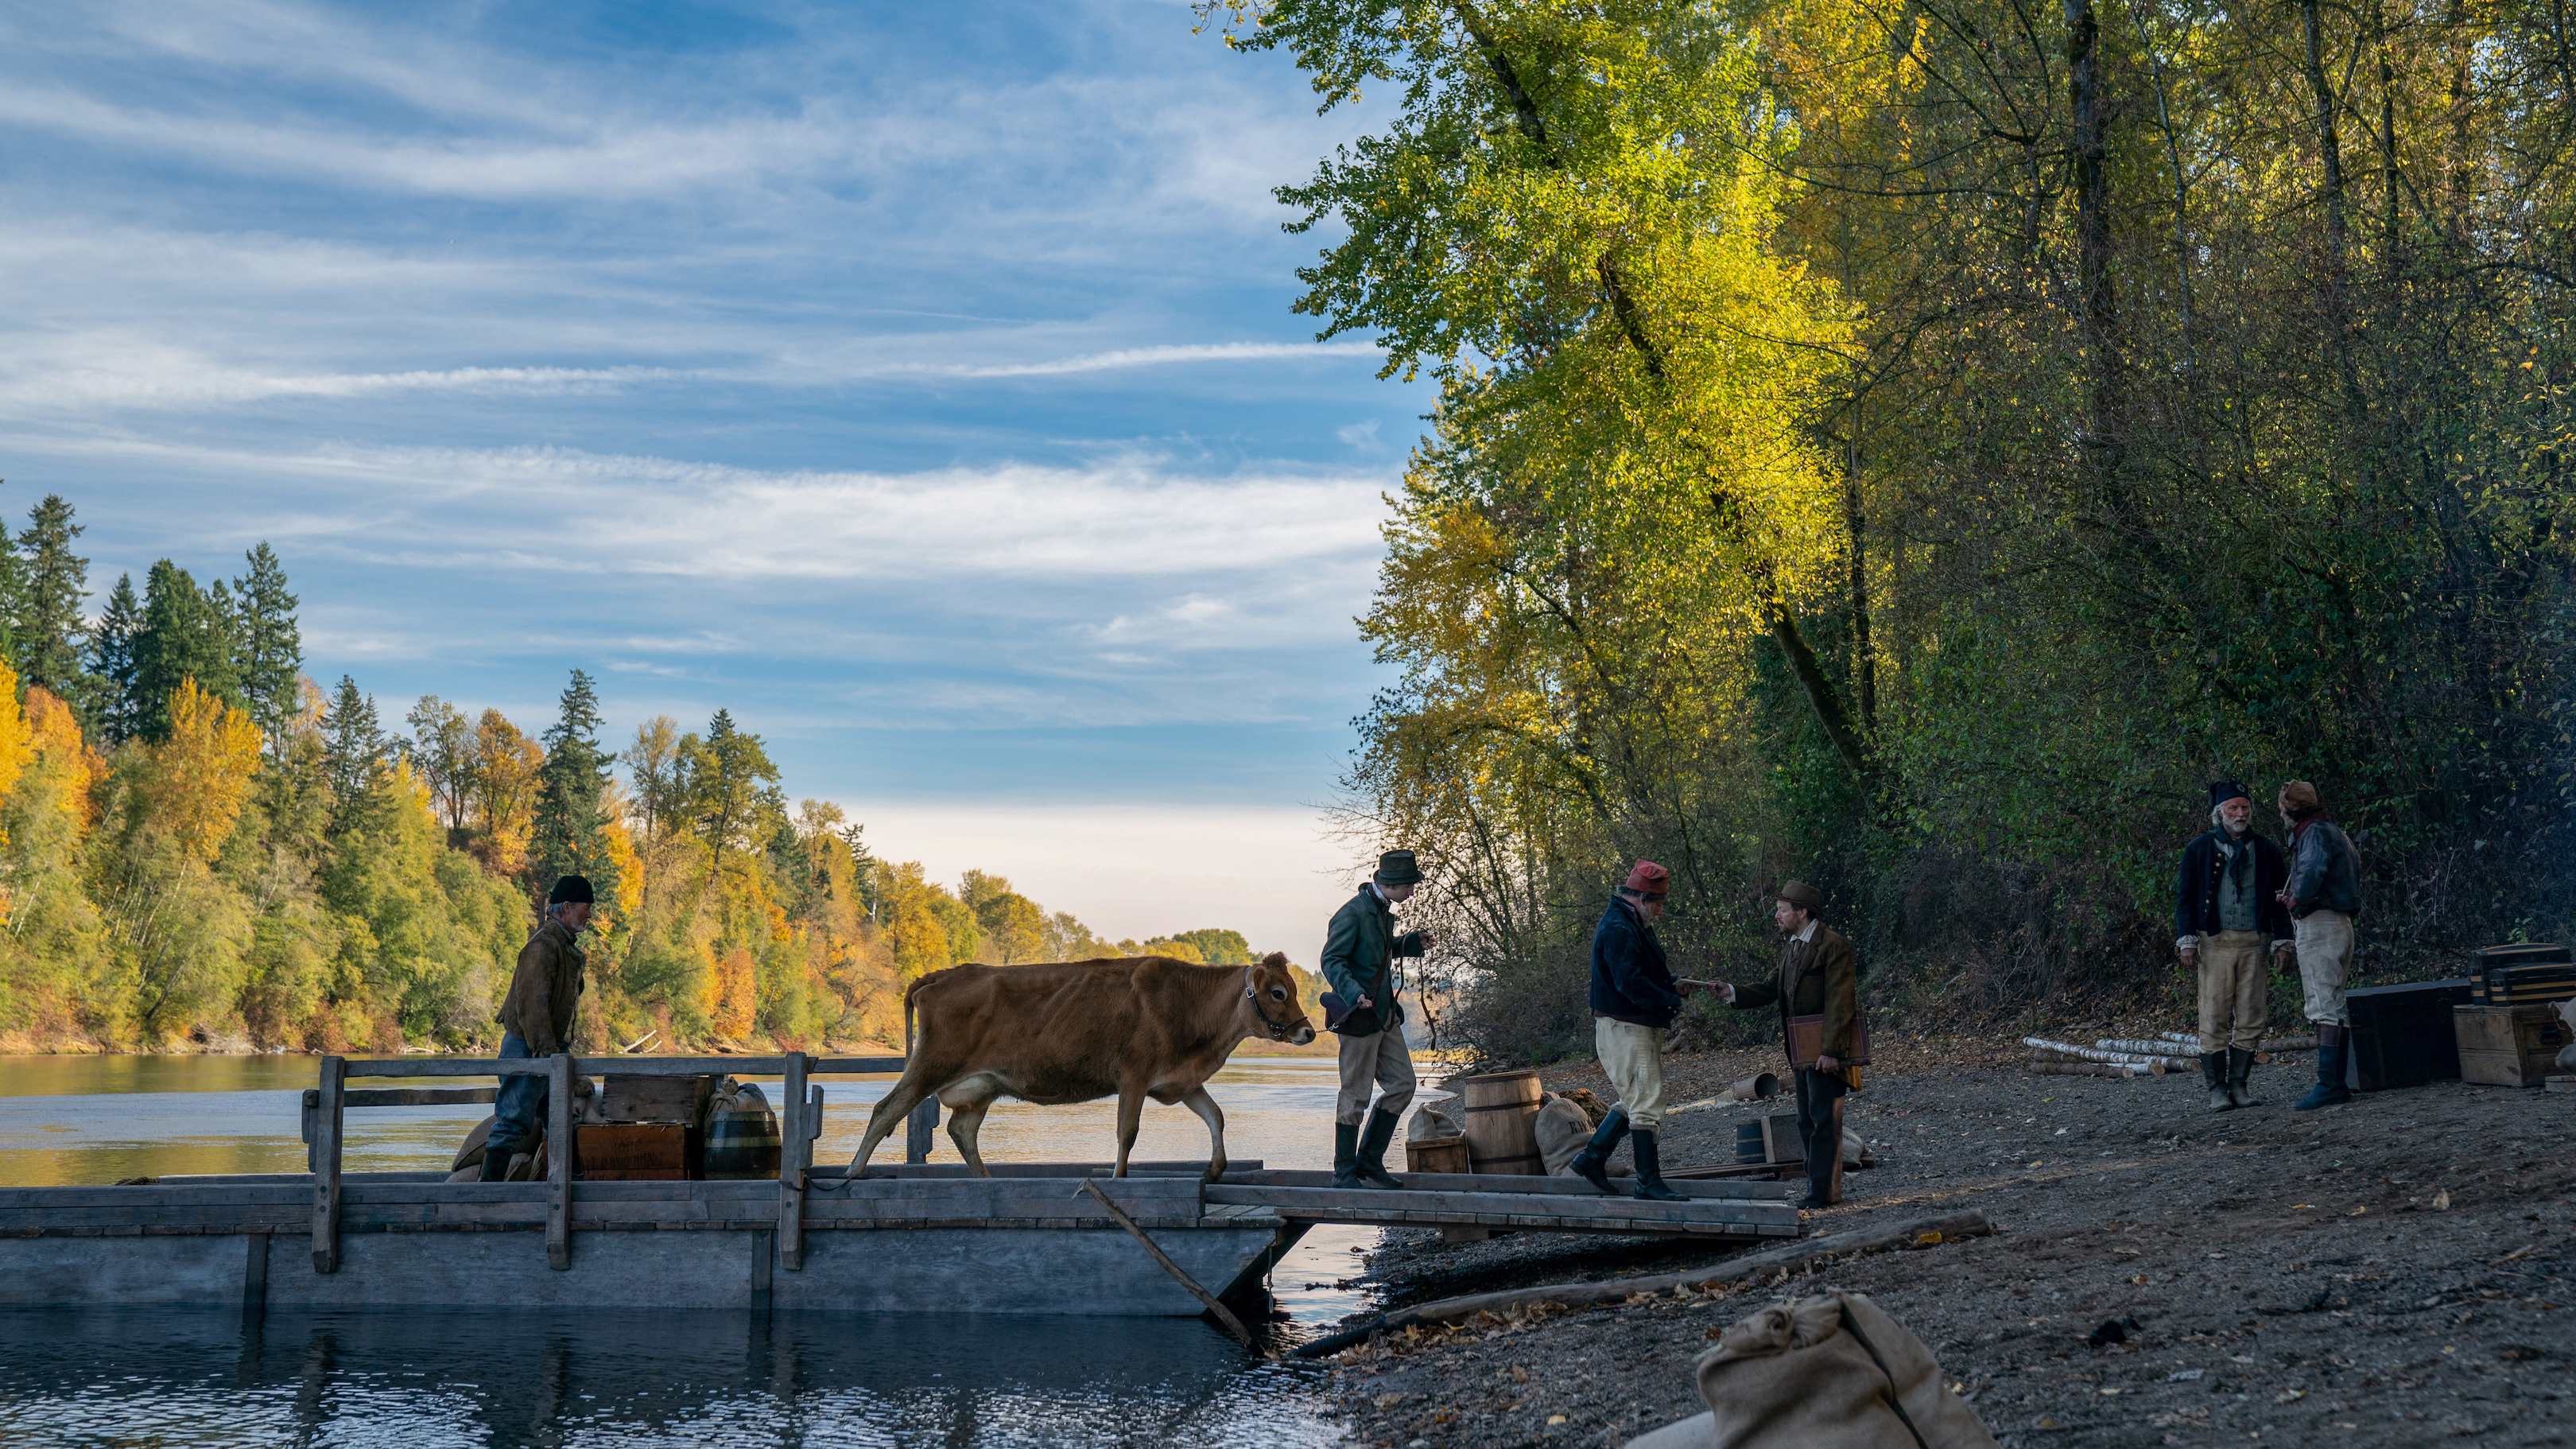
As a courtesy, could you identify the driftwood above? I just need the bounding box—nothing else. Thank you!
[1290,1209,1994,1358]
[2026,1061,2144,1078]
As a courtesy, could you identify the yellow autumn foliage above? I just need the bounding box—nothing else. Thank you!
[145,678,263,863]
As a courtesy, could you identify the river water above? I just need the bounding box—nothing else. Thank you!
[0,1053,1419,1447]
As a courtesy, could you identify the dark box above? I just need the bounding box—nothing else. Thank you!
[2344,977,2475,1091]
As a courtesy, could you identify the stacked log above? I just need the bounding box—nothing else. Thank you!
[2021,1037,2172,1074]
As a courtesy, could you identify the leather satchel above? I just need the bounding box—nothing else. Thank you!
[1788,1012,1872,1070]
[1320,991,1405,1038]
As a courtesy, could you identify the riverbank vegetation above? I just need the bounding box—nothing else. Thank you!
[0,493,1282,1055]
[1211,0,2576,1059]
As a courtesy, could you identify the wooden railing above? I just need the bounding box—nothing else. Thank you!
[305,1053,924,1277]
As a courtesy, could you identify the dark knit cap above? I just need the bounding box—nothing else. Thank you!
[549,875,595,906]
[2209,780,2252,810]
[1374,850,1422,887]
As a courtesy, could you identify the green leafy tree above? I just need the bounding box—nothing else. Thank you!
[681,709,780,880]
[132,561,242,739]
[14,495,88,701]
[84,572,142,745]
[530,669,622,907]
[320,675,386,836]
[231,544,301,751]
[403,696,474,836]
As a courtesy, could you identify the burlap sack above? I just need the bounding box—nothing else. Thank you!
[1408,1095,1465,1142]
[1624,1292,1998,1449]
[1537,1095,1628,1176]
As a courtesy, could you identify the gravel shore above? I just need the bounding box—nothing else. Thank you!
[1321,1034,2576,1447]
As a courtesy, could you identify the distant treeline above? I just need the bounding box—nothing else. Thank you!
[0,487,1286,1054]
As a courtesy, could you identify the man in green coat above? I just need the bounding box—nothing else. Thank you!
[1711,880,1861,1210]
[1319,849,1439,1190]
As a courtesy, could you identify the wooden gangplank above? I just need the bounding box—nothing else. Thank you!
[1207,1169,1801,1239]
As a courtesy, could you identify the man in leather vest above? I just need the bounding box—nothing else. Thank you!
[1710,880,1860,1210]
[1319,849,1438,1190]
[483,875,593,1181]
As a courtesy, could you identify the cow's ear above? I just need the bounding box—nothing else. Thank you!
[1261,951,1288,969]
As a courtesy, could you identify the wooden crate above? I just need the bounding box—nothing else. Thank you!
[596,1073,718,1125]
[2347,978,2473,1090]
[2454,1004,2573,1089]
[577,1122,689,1180]
[1406,1136,1471,1175]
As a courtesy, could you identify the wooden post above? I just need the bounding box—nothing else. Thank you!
[546,1053,572,1271]
[310,1056,343,1273]
[298,1090,317,1173]
[242,1230,270,1317]
[778,1054,811,1272]
[751,1228,774,1313]
[906,1096,938,1163]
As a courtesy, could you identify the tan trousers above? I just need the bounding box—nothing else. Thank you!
[2295,911,2354,1026]
[1595,1018,1668,1129]
[1336,1026,1415,1125]
[2196,930,2269,1054]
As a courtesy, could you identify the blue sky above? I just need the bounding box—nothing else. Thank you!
[0,0,1430,954]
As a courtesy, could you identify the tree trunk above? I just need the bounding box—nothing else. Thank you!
[2065,0,2124,501]
[2301,0,2365,418]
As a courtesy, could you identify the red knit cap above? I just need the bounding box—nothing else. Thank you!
[1622,860,1669,895]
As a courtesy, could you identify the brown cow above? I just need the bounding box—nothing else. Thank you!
[841,952,1316,1182]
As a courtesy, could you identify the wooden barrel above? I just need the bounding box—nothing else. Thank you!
[1456,1069,1544,1175]
[703,1083,781,1179]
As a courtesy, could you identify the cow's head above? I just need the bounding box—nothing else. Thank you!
[1243,951,1317,1045]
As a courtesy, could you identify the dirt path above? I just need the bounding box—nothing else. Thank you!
[1323,1037,2576,1447]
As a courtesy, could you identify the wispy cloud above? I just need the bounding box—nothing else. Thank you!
[876,340,1381,379]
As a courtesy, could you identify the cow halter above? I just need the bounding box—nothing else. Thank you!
[1243,965,1299,1042]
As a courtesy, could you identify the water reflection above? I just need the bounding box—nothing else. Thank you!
[0,1305,1346,1447]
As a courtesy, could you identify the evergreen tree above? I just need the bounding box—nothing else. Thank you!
[231,543,301,750]
[132,561,240,739]
[530,669,622,907]
[320,674,386,834]
[85,572,142,745]
[15,495,87,699]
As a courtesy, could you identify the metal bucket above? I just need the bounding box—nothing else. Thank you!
[702,1082,781,1179]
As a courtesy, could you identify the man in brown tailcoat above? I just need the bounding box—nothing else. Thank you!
[1710,880,1861,1210]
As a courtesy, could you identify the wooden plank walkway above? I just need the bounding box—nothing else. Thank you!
[1205,1170,1799,1239]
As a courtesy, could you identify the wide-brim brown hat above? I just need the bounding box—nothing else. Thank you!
[1773,880,1821,911]
[1374,849,1423,887]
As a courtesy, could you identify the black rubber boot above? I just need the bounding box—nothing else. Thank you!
[1330,1121,1364,1189]
[2227,1047,2260,1109]
[1566,1109,1631,1194]
[1629,1129,1688,1202]
[2294,1024,2353,1111]
[1354,1107,1405,1190]
[478,1139,518,1182]
[2201,1052,2235,1112]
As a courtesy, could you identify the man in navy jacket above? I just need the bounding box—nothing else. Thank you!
[1566,860,1695,1202]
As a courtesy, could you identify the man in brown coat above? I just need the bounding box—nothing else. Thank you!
[481,875,593,1180]
[1711,880,1861,1210]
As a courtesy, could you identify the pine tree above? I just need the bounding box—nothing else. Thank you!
[15,495,88,699]
[0,479,24,669]
[85,572,142,745]
[231,543,301,751]
[133,560,241,739]
[530,669,622,907]
[321,674,386,833]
